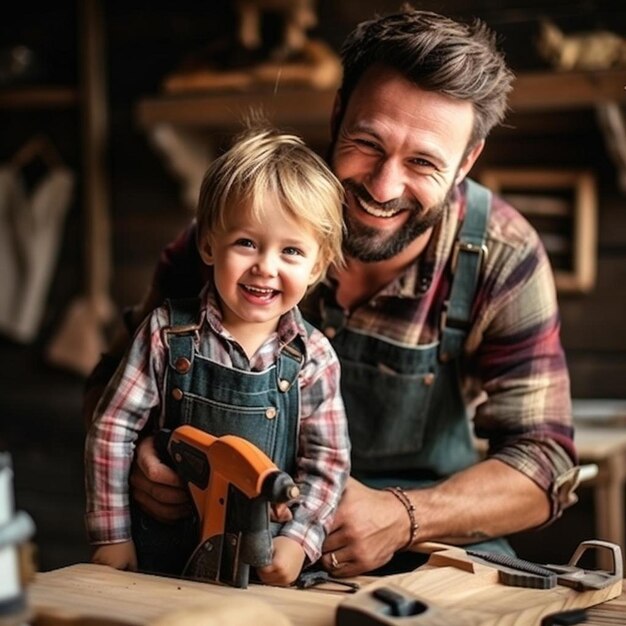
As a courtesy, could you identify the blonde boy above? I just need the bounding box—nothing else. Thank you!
[85,126,350,586]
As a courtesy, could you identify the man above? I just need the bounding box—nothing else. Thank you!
[86,8,579,577]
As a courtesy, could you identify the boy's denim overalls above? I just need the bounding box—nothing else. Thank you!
[131,306,307,575]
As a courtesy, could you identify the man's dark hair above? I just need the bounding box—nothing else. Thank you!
[338,7,515,146]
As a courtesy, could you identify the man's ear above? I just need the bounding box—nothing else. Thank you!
[455,139,485,186]
[198,237,214,266]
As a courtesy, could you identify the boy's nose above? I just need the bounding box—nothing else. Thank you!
[253,253,279,277]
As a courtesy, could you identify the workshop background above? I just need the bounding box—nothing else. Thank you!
[1,0,625,572]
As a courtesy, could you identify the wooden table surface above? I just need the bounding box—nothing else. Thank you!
[27,561,625,626]
[584,581,626,624]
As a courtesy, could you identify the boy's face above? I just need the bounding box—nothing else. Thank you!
[200,198,323,336]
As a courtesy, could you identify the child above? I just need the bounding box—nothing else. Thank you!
[84,126,350,586]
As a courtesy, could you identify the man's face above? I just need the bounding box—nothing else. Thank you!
[331,64,482,262]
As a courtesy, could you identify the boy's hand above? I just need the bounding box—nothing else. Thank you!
[256,536,305,586]
[270,502,293,523]
[91,540,137,571]
[130,436,193,523]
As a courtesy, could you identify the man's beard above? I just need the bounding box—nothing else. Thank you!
[342,180,454,262]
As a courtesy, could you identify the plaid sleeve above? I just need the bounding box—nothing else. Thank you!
[469,207,578,522]
[278,330,351,563]
[84,307,168,544]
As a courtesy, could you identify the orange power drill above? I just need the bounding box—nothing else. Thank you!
[156,425,300,588]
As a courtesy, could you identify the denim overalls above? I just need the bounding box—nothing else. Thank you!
[313,179,514,571]
[131,299,307,575]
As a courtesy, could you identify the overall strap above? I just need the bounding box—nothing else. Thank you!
[439,178,491,362]
[276,319,313,390]
[272,320,313,476]
[163,297,202,425]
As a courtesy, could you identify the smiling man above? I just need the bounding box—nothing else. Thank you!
[85,7,579,578]
[333,65,479,264]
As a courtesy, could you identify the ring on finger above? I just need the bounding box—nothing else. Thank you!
[330,551,343,569]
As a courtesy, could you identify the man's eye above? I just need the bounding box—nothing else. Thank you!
[410,158,435,169]
[355,138,380,151]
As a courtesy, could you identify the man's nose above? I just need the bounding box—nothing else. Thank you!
[364,158,405,204]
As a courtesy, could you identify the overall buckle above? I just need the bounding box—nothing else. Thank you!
[451,241,488,274]
[161,323,201,348]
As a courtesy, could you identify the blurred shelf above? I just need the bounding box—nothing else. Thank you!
[510,68,626,111]
[0,86,79,109]
[136,85,335,130]
[135,68,626,129]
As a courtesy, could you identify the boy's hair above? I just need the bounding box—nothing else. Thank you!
[196,125,344,271]
[338,6,515,146]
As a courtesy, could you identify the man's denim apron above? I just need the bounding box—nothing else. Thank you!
[131,299,305,575]
[316,179,514,573]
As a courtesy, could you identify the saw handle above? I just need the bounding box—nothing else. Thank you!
[262,471,300,504]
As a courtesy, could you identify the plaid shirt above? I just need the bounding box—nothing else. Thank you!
[302,181,578,521]
[85,285,351,563]
[116,179,578,525]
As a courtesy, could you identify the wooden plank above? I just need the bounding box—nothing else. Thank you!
[29,565,336,626]
[134,69,626,130]
[135,88,336,130]
[28,561,623,626]
[510,69,626,111]
[80,0,112,313]
[0,86,79,109]
[584,582,626,624]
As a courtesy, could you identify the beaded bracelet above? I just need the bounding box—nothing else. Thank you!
[385,486,419,550]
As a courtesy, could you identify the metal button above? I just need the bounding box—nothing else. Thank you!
[324,326,336,339]
[423,373,435,386]
[175,357,191,374]
[440,352,451,363]
[265,407,277,420]
[171,388,183,401]
[278,379,290,392]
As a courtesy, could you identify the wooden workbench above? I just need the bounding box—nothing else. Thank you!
[27,561,624,626]
[573,400,626,571]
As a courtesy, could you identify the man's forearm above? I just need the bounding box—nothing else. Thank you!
[406,458,550,547]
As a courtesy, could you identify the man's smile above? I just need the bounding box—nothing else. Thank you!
[344,181,420,224]
[354,192,406,219]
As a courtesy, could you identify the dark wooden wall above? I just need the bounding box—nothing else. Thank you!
[2,1,625,397]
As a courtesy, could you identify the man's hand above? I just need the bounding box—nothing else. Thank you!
[320,477,409,577]
[130,436,193,523]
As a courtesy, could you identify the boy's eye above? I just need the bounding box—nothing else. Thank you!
[283,246,304,257]
[234,238,255,248]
